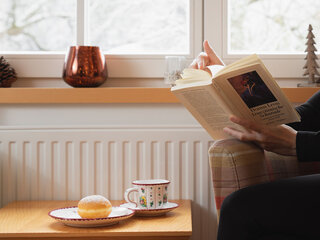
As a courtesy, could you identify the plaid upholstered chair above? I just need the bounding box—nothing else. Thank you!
[209,138,320,218]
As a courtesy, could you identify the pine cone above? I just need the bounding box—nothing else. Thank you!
[0,56,17,87]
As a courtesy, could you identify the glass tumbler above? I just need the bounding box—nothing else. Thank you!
[164,56,187,87]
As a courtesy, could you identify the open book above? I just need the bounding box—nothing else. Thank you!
[171,54,300,140]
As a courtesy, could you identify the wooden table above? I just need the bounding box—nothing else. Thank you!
[0,200,192,240]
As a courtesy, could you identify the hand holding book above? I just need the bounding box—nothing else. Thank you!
[223,115,297,156]
[187,40,298,155]
[172,40,300,144]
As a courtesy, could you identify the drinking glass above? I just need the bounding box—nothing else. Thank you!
[164,56,187,86]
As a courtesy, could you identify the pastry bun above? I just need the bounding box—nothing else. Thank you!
[78,195,112,219]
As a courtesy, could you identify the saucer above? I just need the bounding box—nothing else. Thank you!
[120,202,179,217]
[49,206,134,227]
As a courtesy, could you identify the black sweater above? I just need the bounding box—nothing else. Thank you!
[287,91,320,162]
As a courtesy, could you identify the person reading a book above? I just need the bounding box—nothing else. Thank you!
[192,40,320,240]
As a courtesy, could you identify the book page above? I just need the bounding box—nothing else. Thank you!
[172,84,240,140]
[214,63,300,125]
[215,54,258,77]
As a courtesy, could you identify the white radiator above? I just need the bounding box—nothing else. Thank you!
[0,126,218,240]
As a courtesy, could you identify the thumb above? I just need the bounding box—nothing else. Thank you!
[203,40,224,65]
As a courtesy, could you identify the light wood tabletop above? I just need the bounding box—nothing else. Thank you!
[0,200,192,240]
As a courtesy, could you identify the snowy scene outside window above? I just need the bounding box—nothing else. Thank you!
[0,0,189,54]
[229,0,320,54]
[88,0,189,54]
[0,0,76,51]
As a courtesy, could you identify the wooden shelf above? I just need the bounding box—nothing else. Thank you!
[281,87,319,103]
[0,88,178,104]
[0,87,318,104]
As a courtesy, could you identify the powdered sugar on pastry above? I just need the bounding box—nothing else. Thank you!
[78,195,112,218]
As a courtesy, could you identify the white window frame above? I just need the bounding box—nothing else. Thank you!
[1,0,203,79]
[205,0,307,79]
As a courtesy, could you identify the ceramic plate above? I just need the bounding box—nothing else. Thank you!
[49,206,134,227]
[120,202,179,217]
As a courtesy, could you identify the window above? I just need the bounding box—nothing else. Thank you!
[0,0,76,51]
[2,0,318,80]
[0,0,202,78]
[205,0,320,78]
[88,0,189,54]
[228,0,320,54]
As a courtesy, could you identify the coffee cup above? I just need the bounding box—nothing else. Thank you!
[124,179,170,209]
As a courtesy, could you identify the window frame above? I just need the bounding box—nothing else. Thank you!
[205,0,308,79]
[1,0,203,79]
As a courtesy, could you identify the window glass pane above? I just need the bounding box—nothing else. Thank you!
[0,0,76,51]
[229,0,320,54]
[88,0,189,54]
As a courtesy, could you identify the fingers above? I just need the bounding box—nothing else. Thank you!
[203,40,224,66]
[190,40,224,69]
[229,115,262,133]
[223,127,256,141]
[203,40,215,58]
[189,52,209,70]
[198,52,209,69]
[189,59,198,69]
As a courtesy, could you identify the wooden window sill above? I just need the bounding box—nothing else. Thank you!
[0,87,318,104]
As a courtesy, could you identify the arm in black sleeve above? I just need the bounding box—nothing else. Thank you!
[286,91,320,162]
[287,91,320,131]
[296,131,320,162]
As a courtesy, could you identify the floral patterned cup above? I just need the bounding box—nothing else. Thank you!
[124,179,170,209]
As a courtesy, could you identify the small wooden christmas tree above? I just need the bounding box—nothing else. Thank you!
[303,24,320,84]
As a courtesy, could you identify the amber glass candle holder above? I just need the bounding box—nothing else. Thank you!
[63,46,108,87]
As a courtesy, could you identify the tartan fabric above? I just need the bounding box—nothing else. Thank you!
[209,138,320,218]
